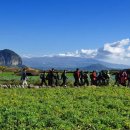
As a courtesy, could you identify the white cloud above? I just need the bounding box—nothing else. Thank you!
[58,50,80,57]
[22,54,34,58]
[103,38,130,55]
[104,44,125,54]
[96,38,130,64]
[58,49,97,58]
[126,53,130,58]
[107,39,129,48]
[81,49,97,55]
[57,38,130,64]
[80,49,98,58]
[127,46,130,51]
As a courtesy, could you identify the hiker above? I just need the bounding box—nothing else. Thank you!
[114,71,120,86]
[80,70,84,86]
[83,71,89,86]
[101,71,106,85]
[90,71,97,86]
[21,68,28,88]
[97,71,103,86]
[55,72,60,86]
[73,68,80,86]
[46,70,51,86]
[61,70,68,87]
[120,71,127,86]
[46,68,55,87]
[105,70,110,85]
[40,71,47,87]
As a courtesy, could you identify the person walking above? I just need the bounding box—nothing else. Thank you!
[40,71,47,87]
[80,70,84,86]
[84,71,89,86]
[21,68,28,88]
[90,71,97,86]
[46,68,55,87]
[55,72,60,86]
[73,68,80,86]
[61,70,68,87]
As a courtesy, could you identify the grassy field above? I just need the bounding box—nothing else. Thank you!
[0,72,74,86]
[0,87,130,130]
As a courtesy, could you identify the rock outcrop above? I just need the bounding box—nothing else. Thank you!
[0,49,22,66]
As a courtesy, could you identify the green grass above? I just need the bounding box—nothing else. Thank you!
[0,87,130,129]
[0,72,19,80]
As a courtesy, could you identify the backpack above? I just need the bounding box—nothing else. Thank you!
[92,72,96,80]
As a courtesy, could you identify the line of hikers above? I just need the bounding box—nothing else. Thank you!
[40,68,68,87]
[21,68,130,88]
[73,68,110,86]
[21,68,68,87]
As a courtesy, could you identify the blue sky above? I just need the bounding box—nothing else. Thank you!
[0,0,130,60]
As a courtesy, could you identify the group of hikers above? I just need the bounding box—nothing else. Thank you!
[73,68,110,86]
[21,68,130,88]
[21,68,68,87]
[39,68,68,87]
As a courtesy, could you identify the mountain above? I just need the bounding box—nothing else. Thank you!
[81,64,109,71]
[22,56,99,69]
[0,49,22,67]
[22,56,130,70]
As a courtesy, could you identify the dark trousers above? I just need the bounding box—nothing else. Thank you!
[40,79,47,86]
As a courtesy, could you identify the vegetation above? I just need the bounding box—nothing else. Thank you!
[0,71,74,86]
[0,87,130,129]
[0,69,130,129]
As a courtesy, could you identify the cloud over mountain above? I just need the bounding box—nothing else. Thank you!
[58,38,130,64]
[58,49,98,58]
[22,38,130,65]
[96,38,130,64]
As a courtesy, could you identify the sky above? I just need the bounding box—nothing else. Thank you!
[0,0,130,64]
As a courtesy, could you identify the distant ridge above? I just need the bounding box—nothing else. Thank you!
[81,64,109,71]
[22,56,130,70]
